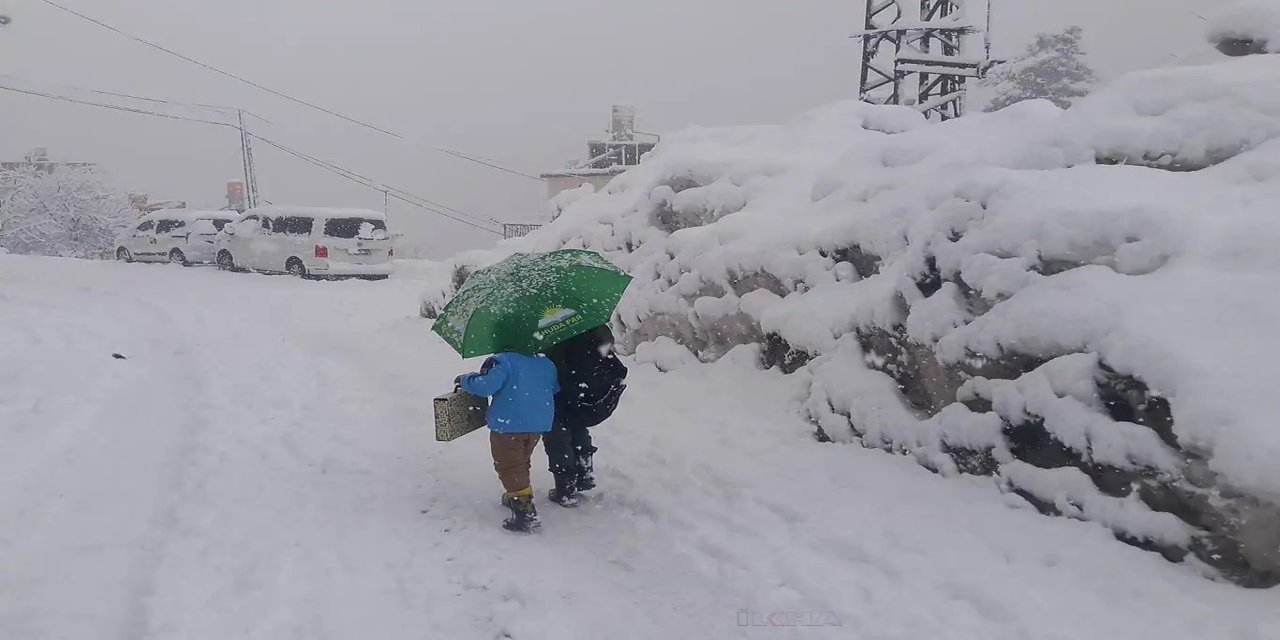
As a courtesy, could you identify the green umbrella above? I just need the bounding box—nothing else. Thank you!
[432,249,632,358]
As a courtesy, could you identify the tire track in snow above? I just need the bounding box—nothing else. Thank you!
[114,298,222,640]
[132,280,351,638]
[0,262,221,640]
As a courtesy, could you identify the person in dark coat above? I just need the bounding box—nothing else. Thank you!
[542,324,627,507]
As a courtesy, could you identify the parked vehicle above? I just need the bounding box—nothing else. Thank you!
[115,210,238,266]
[214,207,394,279]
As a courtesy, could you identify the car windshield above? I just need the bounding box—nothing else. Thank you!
[323,218,387,239]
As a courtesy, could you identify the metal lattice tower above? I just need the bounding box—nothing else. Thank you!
[857,0,987,121]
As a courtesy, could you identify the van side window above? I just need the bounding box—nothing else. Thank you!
[276,216,314,236]
[324,218,387,239]
[136,221,155,232]
[155,220,187,234]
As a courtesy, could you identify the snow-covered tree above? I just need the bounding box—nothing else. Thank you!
[982,26,1098,112]
[0,166,134,258]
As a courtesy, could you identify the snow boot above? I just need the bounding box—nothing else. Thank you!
[575,453,596,492]
[502,493,540,533]
[548,473,579,508]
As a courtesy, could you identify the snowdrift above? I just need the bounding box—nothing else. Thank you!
[424,55,1280,586]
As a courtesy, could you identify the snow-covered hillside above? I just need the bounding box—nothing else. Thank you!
[2,256,1278,638]
[424,54,1280,586]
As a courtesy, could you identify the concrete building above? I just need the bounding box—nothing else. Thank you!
[541,105,658,200]
[0,148,94,176]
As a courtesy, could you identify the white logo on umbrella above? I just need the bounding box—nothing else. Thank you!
[538,307,578,329]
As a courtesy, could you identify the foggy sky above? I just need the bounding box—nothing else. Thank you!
[0,0,1220,257]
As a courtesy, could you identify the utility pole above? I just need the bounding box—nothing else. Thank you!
[383,188,389,215]
[237,109,260,209]
[985,0,994,61]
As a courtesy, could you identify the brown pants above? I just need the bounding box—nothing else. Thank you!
[490,432,542,494]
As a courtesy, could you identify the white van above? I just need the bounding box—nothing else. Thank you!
[115,210,238,266]
[214,206,394,280]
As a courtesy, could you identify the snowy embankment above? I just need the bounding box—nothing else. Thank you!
[2,256,1278,638]
[424,54,1280,586]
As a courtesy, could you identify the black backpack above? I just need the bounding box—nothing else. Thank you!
[550,326,628,428]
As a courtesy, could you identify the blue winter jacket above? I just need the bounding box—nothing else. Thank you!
[459,352,559,433]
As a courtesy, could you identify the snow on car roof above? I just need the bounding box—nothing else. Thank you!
[246,206,386,221]
[142,210,237,223]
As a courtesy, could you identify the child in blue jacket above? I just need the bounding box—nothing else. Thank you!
[458,351,559,532]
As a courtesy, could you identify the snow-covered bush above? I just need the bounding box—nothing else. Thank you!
[0,166,134,258]
[982,26,1098,112]
[424,56,1280,586]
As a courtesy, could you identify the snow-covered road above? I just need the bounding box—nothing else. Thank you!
[1,256,1276,639]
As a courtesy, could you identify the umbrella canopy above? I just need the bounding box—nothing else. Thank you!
[432,249,632,358]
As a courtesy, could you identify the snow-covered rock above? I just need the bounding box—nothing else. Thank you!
[423,56,1280,586]
[633,336,700,372]
[1071,55,1280,169]
[1209,0,1280,55]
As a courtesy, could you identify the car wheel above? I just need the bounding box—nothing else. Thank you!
[169,249,189,266]
[285,258,307,278]
[216,250,236,271]
[116,247,133,263]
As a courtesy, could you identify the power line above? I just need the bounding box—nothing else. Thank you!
[31,2,557,185]
[38,0,402,138]
[87,88,273,124]
[0,83,236,128]
[242,133,500,230]
[29,2,594,187]
[0,80,499,234]
[0,74,273,123]
[383,184,502,225]
[436,147,547,182]
[247,134,502,234]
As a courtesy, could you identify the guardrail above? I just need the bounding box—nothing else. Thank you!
[502,223,541,239]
